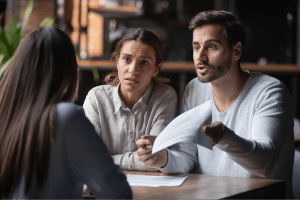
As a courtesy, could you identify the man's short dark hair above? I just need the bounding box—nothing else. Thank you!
[189,10,246,61]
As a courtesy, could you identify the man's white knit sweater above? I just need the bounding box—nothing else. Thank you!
[159,72,295,199]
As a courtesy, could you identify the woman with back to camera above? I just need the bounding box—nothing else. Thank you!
[83,28,177,171]
[0,26,131,199]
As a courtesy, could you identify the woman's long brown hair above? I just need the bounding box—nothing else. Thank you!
[0,26,78,198]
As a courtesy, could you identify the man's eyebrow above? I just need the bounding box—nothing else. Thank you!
[204,39,221,45]
[140,56,154,60]
[191,39,221,46]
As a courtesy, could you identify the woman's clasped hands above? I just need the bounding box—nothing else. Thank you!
[136,135,168,168]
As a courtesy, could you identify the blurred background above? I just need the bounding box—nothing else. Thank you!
[0,0,300,112]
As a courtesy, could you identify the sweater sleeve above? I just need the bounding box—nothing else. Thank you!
[216,82,294,177]
[159,87,198,174]
[112,87,178,171]
[61,105,132,199]
[159,143,198,174]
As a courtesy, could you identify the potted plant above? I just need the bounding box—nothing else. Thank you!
[0,0,54,77]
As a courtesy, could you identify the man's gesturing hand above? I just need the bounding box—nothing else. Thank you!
[136,135,168,168]
[203,121,225,146]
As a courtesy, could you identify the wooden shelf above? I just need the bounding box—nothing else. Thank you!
[88,3,141,19]
[241,63,300,73]
[88,4,140,13]
[78,60,116,68]
[77,60,300,73]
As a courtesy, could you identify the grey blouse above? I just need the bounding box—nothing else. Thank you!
[83,81,177,171]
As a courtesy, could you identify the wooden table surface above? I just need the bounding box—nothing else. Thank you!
[123,171,285,199]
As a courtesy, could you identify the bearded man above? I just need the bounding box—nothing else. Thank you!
[136,10,295,199]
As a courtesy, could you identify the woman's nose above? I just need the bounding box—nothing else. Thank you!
[128,62,139,74]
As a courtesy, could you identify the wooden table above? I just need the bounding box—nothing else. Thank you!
[123,171,285,199]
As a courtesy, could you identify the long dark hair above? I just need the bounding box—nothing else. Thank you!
[0,26,78,198]
[105,28,169,86]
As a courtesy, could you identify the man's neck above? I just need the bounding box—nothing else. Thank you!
[211,67,249,113]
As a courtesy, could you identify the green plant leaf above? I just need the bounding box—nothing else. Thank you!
[0,57,12,78]
[0,27,12,63]
[0,28,10,62]
[7,15,18,36]
[12,28,22,51]
[0,15,23,64]
[0,54,4,64]
[4,34,22,61]
[4,16,16,44]
[39,18,54,27]
[91,66,99,80]
[22,0,34,33]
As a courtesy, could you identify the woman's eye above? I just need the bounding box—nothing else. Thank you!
[209,44,216,49]
[123,57,130,62]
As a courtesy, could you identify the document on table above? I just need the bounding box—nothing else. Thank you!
[152,100,213,154]
[126,174,188,187]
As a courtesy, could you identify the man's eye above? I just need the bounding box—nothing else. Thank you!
[141,60,148,65]
[194,46,199,50]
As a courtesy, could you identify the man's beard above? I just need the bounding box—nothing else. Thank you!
[196,59,232,83]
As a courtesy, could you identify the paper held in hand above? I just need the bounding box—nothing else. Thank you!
[152,100,213,154]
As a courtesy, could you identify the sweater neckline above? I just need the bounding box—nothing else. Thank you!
[211,72,252,115]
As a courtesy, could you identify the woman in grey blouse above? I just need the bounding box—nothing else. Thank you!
[0,26,131,199]
[83,28,177,172]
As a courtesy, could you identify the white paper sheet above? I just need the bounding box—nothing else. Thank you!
[126,174,188,187]
[152,100,213,154]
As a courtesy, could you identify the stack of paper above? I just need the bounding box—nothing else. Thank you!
[152,100,213,154]
[126,175,188,187]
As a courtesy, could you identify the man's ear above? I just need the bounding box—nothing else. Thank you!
[153,64,160,77]
[233,42,242,61]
